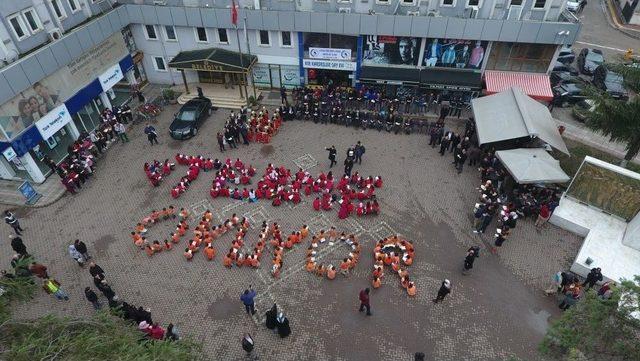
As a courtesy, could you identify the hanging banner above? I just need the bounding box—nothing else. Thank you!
[35,104,72,140]
[362,35,420,66]
[252,64,271,86]
[302,59,356,71]
[309,48,352,60]
[280,65,300,88]
[98,63,124,91]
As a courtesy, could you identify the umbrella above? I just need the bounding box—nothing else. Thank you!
[495,148,570,184]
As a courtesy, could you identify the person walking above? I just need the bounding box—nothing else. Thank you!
[43,156,57,173]
[88,261,105,281]
[582,267,603,289]
[68,243,85,267]
[241,333,255,357]
[74,239,91,261]
[29,262,49,279]
[95,279,117,301]
[462,247,480,275]
[354,141,366,165]
[114,121,129,143]
[240,286,257,315]
[578,0,587,13]
[326,146,337,168]
[144,124,159,145]
[10,235,28,256]
[433,279,451,303]
[84,287,101,310]
[455,148,467,174]
[276,312,291,338]
[4,210,24,235]
[43,278,69,301]
[358,288,372,316]
[535,204,551,228]
[344,157,354,177]
[217,132,225,152]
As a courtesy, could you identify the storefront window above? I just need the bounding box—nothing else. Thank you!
[486,42,556,73]
[303,33,357,60]
[30,123,77,175]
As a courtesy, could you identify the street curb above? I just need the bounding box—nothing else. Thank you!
[602,0,640,41]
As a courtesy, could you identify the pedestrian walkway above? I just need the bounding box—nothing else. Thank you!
[0,177,66,207]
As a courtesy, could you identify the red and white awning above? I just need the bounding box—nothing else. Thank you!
[484,70,554,102]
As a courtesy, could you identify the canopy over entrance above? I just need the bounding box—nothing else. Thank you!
[495,148,570,184]
[471,87,569,154]
[484,70,553,101]
[168,48,257,73]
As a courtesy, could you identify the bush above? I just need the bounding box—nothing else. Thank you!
[162,88,177,100]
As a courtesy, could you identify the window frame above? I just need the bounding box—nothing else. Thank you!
[163,25,177,42]
[400,0,417,5]
[195,27,209,43]
[279,31,292,48]
[217,28,229,44]
[144,24,158,40]
[7,14,29,40]
[21,7,43,34]
[153,56,167,72]
[440,0,456,6]
[258,30,271,47]
[49,0,67,20]
[533,0,546,8]
[375,0,391,4]
[67,0,80,14]
[509,0,523,5]
[466,0,481,6]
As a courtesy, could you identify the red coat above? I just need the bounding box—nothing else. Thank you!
[313,198,321,211]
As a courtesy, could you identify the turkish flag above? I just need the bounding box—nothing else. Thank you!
[231,0,238,26]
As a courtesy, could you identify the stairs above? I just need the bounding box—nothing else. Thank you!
[177,89,260,110]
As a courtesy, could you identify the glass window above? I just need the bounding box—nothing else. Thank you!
[442,0,455,5]
[50,0,66,19]
[533,0,546,7]
[486,42,555,73]
[67,0,79,12]
[468,0,479,5]
[23,9,43,32]
[154,57,166,71]
[196,27,208,42]
[8,15,27,39]
[218,28,228,43]
[510,0,523,5]
[280,32,292,47]
[258,30,270,46]
[164,26,176,41]
[145,25,157,40]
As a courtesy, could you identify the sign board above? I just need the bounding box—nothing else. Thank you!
[2,147,17,162]
[309,47,352,60]
[18,181,41,205]
[302,59,356,71]
[98,63,124,91]
[35,104,72,140]
[252,64,271,85]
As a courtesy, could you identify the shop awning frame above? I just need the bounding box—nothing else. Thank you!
[359,66,420,85]
[168,48,257,73]
[484,70,554,101]
[420,69,482,91]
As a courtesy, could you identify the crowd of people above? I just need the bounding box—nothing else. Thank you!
[304,229,361,280]
[371,236,416,296]
[218,106,284,150]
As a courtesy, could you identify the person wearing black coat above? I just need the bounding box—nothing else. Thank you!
[84,287,101,310]
[276,313,291,338]
[88,262,104,280]
[96,280,116,301]
[74,239,91,260]
[265,304,278,330]
[583,267,603,289]
[10,235,27,255]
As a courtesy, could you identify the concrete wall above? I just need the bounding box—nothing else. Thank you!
[623,211,640,250]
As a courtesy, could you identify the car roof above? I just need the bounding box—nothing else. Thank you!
[586,48,603,55]
[184,98,209,106]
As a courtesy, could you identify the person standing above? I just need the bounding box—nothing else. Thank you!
[358,288,372,316]
[4,210,24,235]
[43,156,57,173]
[43,278,69,301]
[88,261,105,281]
[578,0,587,13]
[144,124,158,145]
[535,204,551,228]
[217,132,225,152]
[462,247,479,275]
[280,86,287,104]
[10,235,28,256]
[114,121,129,143]
[241,333,255,356]
[354,141,366,165]
[29,262,49,278]
[326,146,337,168]
[456,148,467,174]
[240,287,257,315]
[68,243,85,267]
[276,312,291,338]
[84,287,101,310]
[344,157,354,177]
[74,239,91,261]
[433,279,451,303]
[582,267,603,289]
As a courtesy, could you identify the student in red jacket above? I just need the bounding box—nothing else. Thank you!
[358,288,372,315]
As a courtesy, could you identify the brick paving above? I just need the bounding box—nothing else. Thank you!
[1,105,582,360]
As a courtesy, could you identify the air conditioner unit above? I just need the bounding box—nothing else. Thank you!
[339,7,351,13]
[48,28,62,41]
[153,0,167,5]
[507,5,523,20]
[468,5,478,18]
[407,10,420,15]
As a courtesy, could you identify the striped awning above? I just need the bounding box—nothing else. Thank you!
[484,70,554,102]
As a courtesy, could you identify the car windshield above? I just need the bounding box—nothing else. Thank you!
[177,110,197,121]
[605,72,623,83]
[586,52,604,64]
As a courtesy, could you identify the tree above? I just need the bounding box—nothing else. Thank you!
[539,276,640,360]
[585,64,640,167]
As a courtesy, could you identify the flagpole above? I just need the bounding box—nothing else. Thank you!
[243,16,256,98]
[232,1,249,106]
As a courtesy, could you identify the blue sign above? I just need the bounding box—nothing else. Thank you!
[18,181,41,205]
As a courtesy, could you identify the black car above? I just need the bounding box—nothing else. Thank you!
[592,65,628,100]
[552,82,587,107]
[557,47,576,65]
[552,62,578,76]
[550,71,584,87]
[169,97,213,139]
[577,48,604,75]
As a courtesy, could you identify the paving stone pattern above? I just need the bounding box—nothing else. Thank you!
[2,106,582,361]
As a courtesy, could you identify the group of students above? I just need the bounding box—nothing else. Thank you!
[372,236,416,296]
[208,158,257,200]
[219,106,284,150]
[129,206,190,255]
[221,218,269,269]
[304,228,361,280]
[144,159,176,187]
[46,136,99,195]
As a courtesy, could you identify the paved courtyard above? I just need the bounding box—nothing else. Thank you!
[2,105,582,360]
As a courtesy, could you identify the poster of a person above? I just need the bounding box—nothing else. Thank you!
[0,82,62,139]
[363,36,419,66]
[424,39,486,69]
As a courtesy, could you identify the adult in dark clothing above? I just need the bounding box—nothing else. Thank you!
[217,133,225,152]
[429,127,439,147]
[463,246,480,274]
[144,124,158,145]
[433,279,451,303]
[136,306,153,324]
[240,124,249,145]
[10,235,27,255]
[344,157,354,177]
[74,239,91,261]
[359,288,371,315]
[439,136,451,156]
[439,105,450,120]
[582,267,603,289]
[265,304,278,330]
[5,211,23,235]
[276,313,291,338]
[96,280,117,301]
[84,287,101,310]
[456,149,467,174]
[242,333,255,354]
[280,86,287,104]
[326,146,337,168]
[468,147,481,166]
[29,262,48,278]
[240,287,257,315]
[225,129,237,149]
[354,141,365,164]
[43,156,57,173]
[88,262,105,281]
[450,133,460,152]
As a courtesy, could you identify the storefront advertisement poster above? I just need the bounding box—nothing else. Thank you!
[0,33,128,140]
[2,146,17,162]
[35,104,72,140]
[98,63,124,92]
[309,48,352,60]
[362,35,420,66]
[423,39,488,69]
[280,66,300,87]
[302,59,356,71]
[252,64,272,85]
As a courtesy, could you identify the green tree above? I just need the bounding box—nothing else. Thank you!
[585,64,640,167]
[539,276,640,360]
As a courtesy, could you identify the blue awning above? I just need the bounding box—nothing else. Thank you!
[119,54,134,73]
[65,78,103,114]
[11,126,43,157]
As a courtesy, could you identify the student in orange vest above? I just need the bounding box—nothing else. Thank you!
[401,276,410,289]
[326,265,337,280]
[236,254,245,267]
[135,223,147,236]
[300,225,309,240]
[407,281,417,296]
[398,269,409,280]
[145,244,154,257]
[340,259,350,277]
[171,232,181,243]
[372,276,382,289]
[305,259,316,272]
[151,240,163,253]
[285,233,295,249]
[250,255,260,268]
[204,245,216,260]
[328,227,337,243]
[223,253,233,267]
[373,265,383,278]
[403,253,413,266]
[184,248,193,261]
[132,232,144,248]
[163,240,173,250]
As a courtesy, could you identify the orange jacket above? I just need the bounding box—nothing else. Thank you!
[204,247,216,260]
[327,268,336,280]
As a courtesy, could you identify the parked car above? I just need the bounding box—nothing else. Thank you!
[552,82,588,107]
[550,71,584,87]
[571,99,595,122]
[169,97,213,140]
[592,65,629,100]
[557,46,576,64]
[552,62,578,75]
[577,48,605,75]
[566,0,584,12]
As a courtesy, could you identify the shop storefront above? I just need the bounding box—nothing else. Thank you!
[253,64,300,89]
[303,33,358,87]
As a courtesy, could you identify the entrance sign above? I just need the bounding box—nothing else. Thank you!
[35,104,72,140]
[302,59,356,71]
[98,63,124,91]
[309,47,352,60]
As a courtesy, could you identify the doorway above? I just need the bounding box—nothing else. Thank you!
[198,71,225,84]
